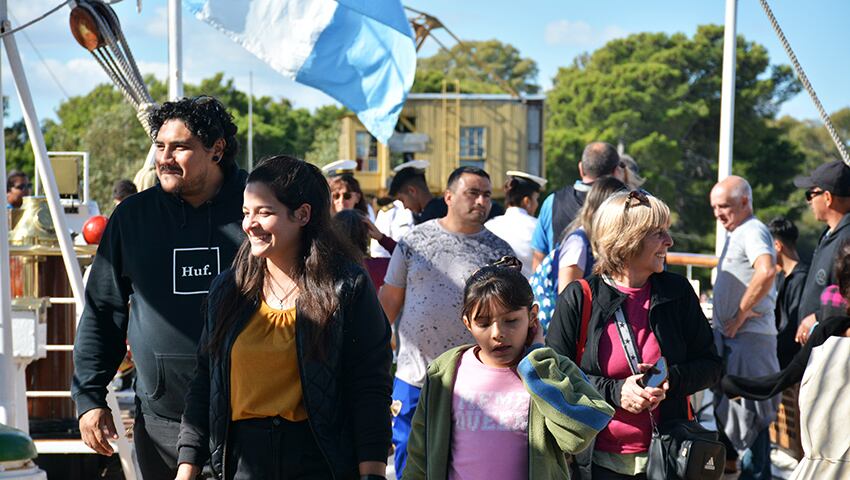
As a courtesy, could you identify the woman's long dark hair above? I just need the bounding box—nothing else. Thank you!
[333,209,370,258]
[208,155,360,357]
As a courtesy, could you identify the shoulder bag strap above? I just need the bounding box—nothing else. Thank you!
[576,278,592,366]
[600,275,643,374]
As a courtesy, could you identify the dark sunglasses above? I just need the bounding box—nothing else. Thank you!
[624,189,650,213]
[491,255,523,270]
[805,189,825,201]
[12,183,32,190]
[332,191,353,200]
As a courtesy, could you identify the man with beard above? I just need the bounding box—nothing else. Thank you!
[73,96,247,479]
[379,166,514,477]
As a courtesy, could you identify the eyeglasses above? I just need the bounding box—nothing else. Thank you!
[491,255,523,270]
[12,183,32,191]
[624,190,650,213]
[805,189,825,202]
[332,191,353,200]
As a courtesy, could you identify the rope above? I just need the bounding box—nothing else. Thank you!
[0,1,67,38]
[8,11,70,99]
[758,0,850,166]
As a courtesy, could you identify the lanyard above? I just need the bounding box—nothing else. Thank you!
[603,275,663,430]
[601,275,643,375]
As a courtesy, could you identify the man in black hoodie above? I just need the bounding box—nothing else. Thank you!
[793,160,850,344]
[72,96,247,478]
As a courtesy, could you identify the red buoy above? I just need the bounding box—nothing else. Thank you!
[82,215,108,244]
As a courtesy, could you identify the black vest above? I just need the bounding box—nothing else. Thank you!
[552,185,587,243]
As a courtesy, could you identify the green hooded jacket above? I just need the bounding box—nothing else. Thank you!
[403,345,615,480]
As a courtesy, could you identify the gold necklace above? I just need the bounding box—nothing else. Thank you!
[265,273,298,309]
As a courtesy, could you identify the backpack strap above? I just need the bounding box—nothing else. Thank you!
[576,278,592,366]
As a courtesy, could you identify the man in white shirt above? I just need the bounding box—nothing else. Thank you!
[710,175,779,478]
[485,171,546,278]
[371,199,414,257]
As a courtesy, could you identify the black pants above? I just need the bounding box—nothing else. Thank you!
[227,417,333,480]
[134,406,181,480]
[717,421,740,461]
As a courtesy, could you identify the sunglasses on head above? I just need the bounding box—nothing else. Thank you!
[805,188,825,201]
[491,255,523,270]
[332,191,353,200]
[624,189,650,213]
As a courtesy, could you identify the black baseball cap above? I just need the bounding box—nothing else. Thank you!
[389,167,426,196]
[793,160,850,197]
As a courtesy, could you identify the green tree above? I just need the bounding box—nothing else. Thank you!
[184,73,321,166]
[36,73,337,213]
[43,82,148,213]
[546,25,803,253]
[305,105,347,168]
[4,120,35,178]
[776,108,850,257]
[412,40,539,94]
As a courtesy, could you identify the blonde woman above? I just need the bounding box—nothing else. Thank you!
[547,191,722,479]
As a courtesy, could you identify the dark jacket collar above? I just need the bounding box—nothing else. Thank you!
[592,271,683,310]
[826,212,850,239]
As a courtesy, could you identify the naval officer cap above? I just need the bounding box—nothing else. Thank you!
[389,160,430,196]
[506,170,547,189]
[392,159,430,173]
[321,159,358,177]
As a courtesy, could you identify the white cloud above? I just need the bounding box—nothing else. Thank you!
[601,25,629,42]
[144,6,169,38]
[8,1,77,49]
[31,57,108,101]
[545,20,594,46]
[544,19,628,47]
[136,60,168,79]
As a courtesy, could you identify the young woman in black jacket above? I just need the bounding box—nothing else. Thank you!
[547,191,722,479]
[175,156,392,480]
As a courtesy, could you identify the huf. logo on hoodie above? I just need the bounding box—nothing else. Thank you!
[173,247,221,295]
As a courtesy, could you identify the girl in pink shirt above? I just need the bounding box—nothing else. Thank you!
[403,257,614,480]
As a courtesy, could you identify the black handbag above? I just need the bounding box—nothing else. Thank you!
[605,290,725,480]
[646,417,725,480]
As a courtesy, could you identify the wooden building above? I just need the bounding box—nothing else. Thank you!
[338,93,544,195]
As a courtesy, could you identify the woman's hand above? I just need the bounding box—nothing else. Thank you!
[620,363,669,414]
[362,217,385,241]
[174,463,200,480]
[646,380,669,411]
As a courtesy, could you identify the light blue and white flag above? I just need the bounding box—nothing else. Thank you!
[183,0,416,143]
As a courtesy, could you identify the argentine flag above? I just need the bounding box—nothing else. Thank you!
[183,0,417,144]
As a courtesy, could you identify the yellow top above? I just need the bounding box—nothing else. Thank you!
[229,301,307,421]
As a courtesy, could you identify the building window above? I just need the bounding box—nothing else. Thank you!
[355,131,378,172]
[459,126,486,169]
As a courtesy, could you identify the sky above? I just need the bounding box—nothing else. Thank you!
[2,0,849,127]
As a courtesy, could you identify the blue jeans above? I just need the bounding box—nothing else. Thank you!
[740,427,772,480]
[391,377,421,479]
